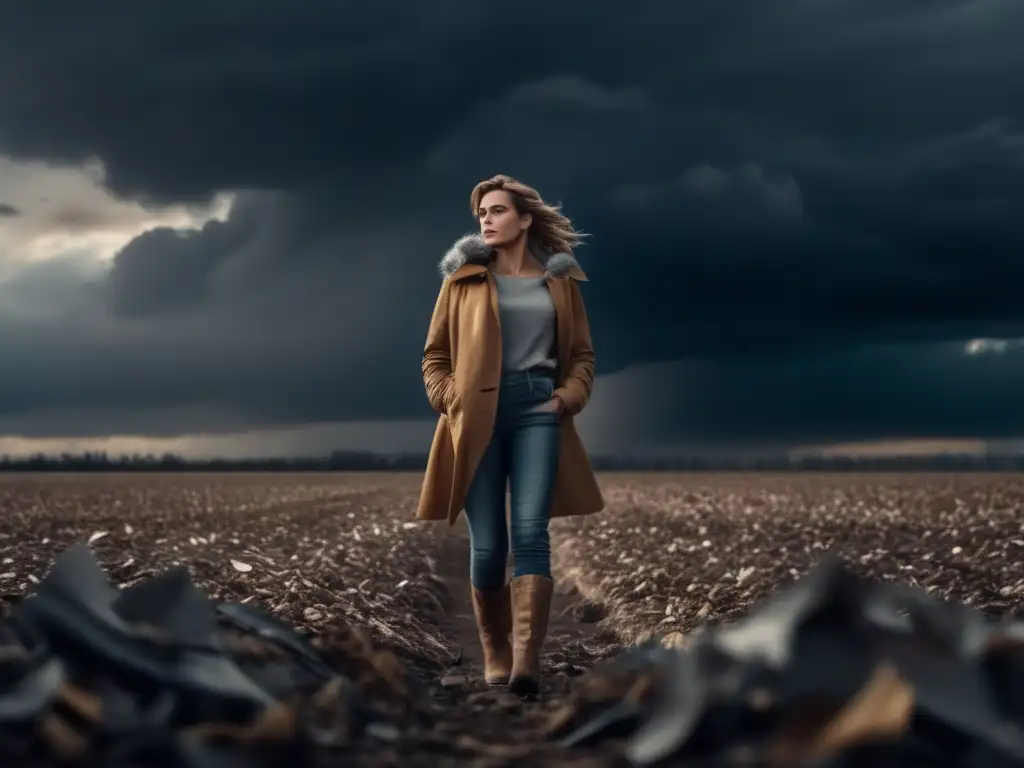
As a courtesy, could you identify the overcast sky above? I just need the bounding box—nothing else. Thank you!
[1,1,1023,458]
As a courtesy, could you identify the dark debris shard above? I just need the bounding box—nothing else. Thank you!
[0,544,403,767]
[550,557,1024,767]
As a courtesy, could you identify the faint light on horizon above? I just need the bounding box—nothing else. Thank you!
[964,338,1021,355]
[790,438,990,458]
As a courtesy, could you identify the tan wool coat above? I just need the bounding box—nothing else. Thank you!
[416,234,605,526]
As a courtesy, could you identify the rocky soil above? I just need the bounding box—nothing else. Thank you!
[1,471,1022,765]
[552,473,1024,647]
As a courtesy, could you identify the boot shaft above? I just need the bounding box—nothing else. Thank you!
[509,575,554,695]
[471,584,513,685]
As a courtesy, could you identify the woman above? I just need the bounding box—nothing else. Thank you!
[416,174,604,696]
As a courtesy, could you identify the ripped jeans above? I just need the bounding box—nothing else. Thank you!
[464,368,561,592]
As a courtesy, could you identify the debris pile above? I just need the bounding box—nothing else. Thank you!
[0,544,405,767]
[7,535,1024,767]
[549,556,1024,766]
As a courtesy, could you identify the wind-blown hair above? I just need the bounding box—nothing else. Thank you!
[469,174,587,255]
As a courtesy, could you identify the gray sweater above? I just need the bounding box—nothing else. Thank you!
[493,274,557,373]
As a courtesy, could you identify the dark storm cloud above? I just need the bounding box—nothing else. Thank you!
[1,0,1024,446]
[579,341,1024,451]
[0,203,19,217]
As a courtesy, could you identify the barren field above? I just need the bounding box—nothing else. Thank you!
[2,471,1023,766]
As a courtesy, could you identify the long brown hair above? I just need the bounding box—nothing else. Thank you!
[469,174,587,255]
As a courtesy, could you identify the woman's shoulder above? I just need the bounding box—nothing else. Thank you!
[545,252,588,282]
[439,234,490,279]
[437,233,588,282]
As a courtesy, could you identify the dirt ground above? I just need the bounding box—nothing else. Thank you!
[552,472,1024,646]
[2,471,1023,766]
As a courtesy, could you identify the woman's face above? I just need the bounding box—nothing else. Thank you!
[478,190,530,247]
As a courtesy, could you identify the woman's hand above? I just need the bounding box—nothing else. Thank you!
[541,395,566,416]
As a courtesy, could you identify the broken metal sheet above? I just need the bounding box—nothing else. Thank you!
[217,601,335,683]
[555,557,1024,767]
[0,613,65,723]
[622,644,709,765]
[0,657,64,722]
[553,639,678,748]
[0,544,396,766]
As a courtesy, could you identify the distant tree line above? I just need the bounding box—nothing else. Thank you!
[0,451,426,472]
[0,450,1023,472]
[588,454,1024,472]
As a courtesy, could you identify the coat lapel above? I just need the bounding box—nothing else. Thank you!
[485,271,501,329]
[547,276,572,370]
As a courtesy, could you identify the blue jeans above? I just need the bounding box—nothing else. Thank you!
[464,369,561,592]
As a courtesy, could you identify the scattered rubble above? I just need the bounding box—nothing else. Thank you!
[1,473,1022,766]
[0,543,406,766]
[550,555,1024,766]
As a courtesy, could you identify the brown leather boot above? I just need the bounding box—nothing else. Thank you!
[508,574,554,696]
[471,583,513,685]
